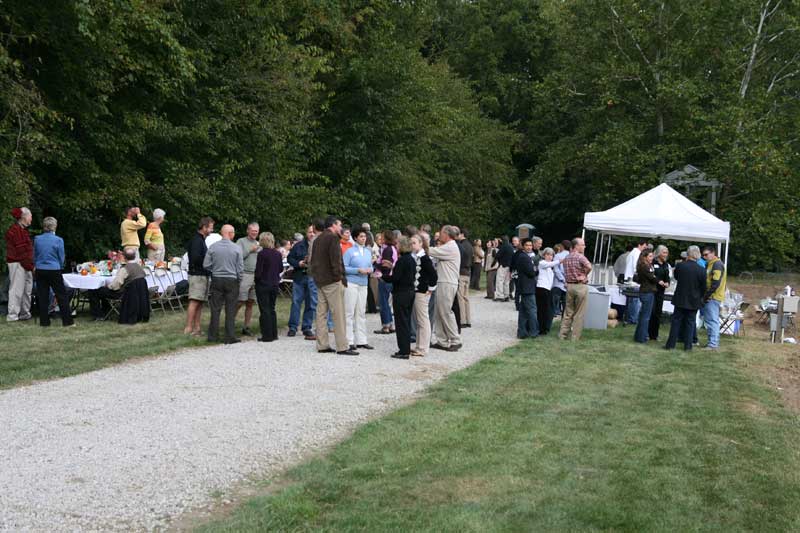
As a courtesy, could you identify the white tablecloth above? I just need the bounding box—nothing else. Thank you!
[63,270,187,293]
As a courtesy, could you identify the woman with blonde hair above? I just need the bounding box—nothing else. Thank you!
[144,208,167,261]
[254,232,282,342]
[409,234,437,356]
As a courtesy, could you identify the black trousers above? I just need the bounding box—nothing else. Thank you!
[470,263,482,290]
[256,283,278,341]
[665,307,697,350]
[366,280,378,313]
[649,290,665,340]
[535,287,553,334]
[452,296,461,334]
[208,277,240,342]
[392,290,415,355]
[36,269,73,326]
[88,286,121,319]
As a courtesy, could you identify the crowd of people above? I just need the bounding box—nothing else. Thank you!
[3,206,728,356]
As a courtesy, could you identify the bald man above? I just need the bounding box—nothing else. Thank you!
[203,224,244,344]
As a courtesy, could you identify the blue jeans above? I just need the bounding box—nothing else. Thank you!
[379,279,394,326]
[634,292,655,343]
[551,286,565,316]
[288,276,316,333]
[704,299,721,348]
[517,293,539,338]
[627,295,641,324]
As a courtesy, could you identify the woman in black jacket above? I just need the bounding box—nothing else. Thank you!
[382,236,416,359]
[648,245,671,341]
[634,249,657,343]
[410,234,438,357]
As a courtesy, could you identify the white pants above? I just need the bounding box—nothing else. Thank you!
[495,266,511,299]
[344,283,368,346]
[7,262,33,321]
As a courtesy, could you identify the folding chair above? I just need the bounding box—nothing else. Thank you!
[279,269,294,298]
[148,285,166,314]
[720,302,749,337]
[155,266,183,311]
[102,295,122,321]
[169,263,188,306]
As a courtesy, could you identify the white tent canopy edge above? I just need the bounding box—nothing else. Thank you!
[582,183,731,270]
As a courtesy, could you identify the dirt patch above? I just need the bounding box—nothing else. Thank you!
[735,400,769,418]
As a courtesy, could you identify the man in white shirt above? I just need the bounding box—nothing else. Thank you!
[614,245,632,284]
[428,225,462,351]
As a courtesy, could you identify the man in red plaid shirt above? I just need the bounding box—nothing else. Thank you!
[559,237,593,340]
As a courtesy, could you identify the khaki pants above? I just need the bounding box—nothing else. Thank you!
[434,282,461,347]
[7,262,33,321]
[495,266,510,299]
[147,246,165,262]
[559,283,589,341]
[316,281,348,352]
[414,292,431,355]
[486,269,497,299]
[457,274,471,325]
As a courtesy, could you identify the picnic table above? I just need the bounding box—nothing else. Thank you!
[63,269,187,293]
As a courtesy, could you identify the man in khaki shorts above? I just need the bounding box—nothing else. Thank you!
[236,222,261,336]
[184,217,214,335]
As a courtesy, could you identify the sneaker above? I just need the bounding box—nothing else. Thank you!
[287,330,297,337]
[702,346,718,351]
[304,334,317,341]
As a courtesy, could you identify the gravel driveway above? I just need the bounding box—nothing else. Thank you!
[0,295,518,531]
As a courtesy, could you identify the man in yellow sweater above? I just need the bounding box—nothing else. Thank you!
[120,206,147,261]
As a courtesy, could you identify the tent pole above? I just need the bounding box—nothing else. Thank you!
[582,228,585,241]
[605,234,612,269]
[593,232,601,265]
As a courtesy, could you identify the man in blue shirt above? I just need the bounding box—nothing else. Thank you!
[287,224,318,339]
[33,217,74,327]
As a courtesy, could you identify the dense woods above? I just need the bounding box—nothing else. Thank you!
[2,0,799,270]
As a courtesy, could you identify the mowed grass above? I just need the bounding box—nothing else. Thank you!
[0,297,290,389]
[200,326,800,532]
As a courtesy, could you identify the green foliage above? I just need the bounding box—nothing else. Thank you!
[1,0,798,269]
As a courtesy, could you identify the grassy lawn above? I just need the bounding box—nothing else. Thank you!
[201,325,800,532]
[0,297,290,389]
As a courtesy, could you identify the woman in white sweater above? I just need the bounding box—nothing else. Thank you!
[535,247,561,335]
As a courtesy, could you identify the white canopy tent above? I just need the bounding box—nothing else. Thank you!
[582,183,731,276]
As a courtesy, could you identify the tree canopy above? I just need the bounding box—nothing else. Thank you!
[2,0,799,270]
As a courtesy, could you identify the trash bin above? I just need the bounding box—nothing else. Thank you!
[585,286,611,330]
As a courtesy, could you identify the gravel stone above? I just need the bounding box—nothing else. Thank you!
[0,295,518,531]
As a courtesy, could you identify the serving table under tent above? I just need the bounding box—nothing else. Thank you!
[577,183,732,330]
